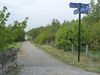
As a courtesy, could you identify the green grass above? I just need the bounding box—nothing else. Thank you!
[8,42,22,49]
[0,42,22,52]
[36,44,100,73]
[13,42,22,49]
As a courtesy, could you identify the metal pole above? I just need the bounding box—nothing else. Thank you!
[78,3,81,62]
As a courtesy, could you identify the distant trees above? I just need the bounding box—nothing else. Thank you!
[0,6,28,50]
[28,19,61,45]
[28,1,100,51]
[56,23,73,50]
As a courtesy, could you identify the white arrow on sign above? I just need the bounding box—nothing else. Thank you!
[74,5,89,15]
[81,5,89,12]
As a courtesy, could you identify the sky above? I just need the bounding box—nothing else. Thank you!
[0,0,96,31]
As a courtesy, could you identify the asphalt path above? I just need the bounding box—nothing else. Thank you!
[7,41,99,75]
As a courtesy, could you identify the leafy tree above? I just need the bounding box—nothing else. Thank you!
[0,6,28,50]
[55,24,72,50]
[34,19,61,45]
[0,6,10,49]
[11,17,28,42]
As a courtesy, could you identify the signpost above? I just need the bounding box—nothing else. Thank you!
[69,3,89,62]
[74,5,89,15]
[70,3,89,8]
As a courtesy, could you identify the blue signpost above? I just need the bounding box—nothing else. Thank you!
[74,5,89,15]
[81,5,89,12]
[70,3,89,8]
[74,9,79,15]
[69,3,89,62]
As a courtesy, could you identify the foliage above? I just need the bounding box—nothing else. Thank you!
[28,1,100,51]
[0,6,28,50]
[55,24,73,50]
[28,19,61,45]
[11,17,28,42]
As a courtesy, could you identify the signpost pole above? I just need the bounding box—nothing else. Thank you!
[69,2,89,62]
[78,3,81,62]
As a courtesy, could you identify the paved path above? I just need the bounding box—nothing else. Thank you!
[8,41,99,75]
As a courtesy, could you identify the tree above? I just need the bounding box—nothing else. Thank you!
[0,6,28,50]
[32,19,61,45]
[0,6,11,49]
[55,21,73,51]
[11,17,28,42]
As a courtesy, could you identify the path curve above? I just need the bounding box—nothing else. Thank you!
[8,41,99,75]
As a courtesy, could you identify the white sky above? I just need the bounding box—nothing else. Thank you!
[0,0,97,31]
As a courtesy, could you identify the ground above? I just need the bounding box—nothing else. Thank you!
[7,41,99,75]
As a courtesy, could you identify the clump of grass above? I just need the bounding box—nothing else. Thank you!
[13,43,22,49]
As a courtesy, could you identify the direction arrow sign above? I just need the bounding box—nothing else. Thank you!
[74,9,89,15]
[69,2,89,8]
[81,5,89,12]
[74,9,79,15]
[74,5,89,15]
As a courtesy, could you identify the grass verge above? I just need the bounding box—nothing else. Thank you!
[36,44,100,73]
[13,42,22,49]
[8,42,22,49]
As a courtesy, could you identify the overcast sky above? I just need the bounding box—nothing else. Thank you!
[0,0,96,31]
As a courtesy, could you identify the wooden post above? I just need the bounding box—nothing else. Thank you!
[72,44,74,52]
[86,45,89,56]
